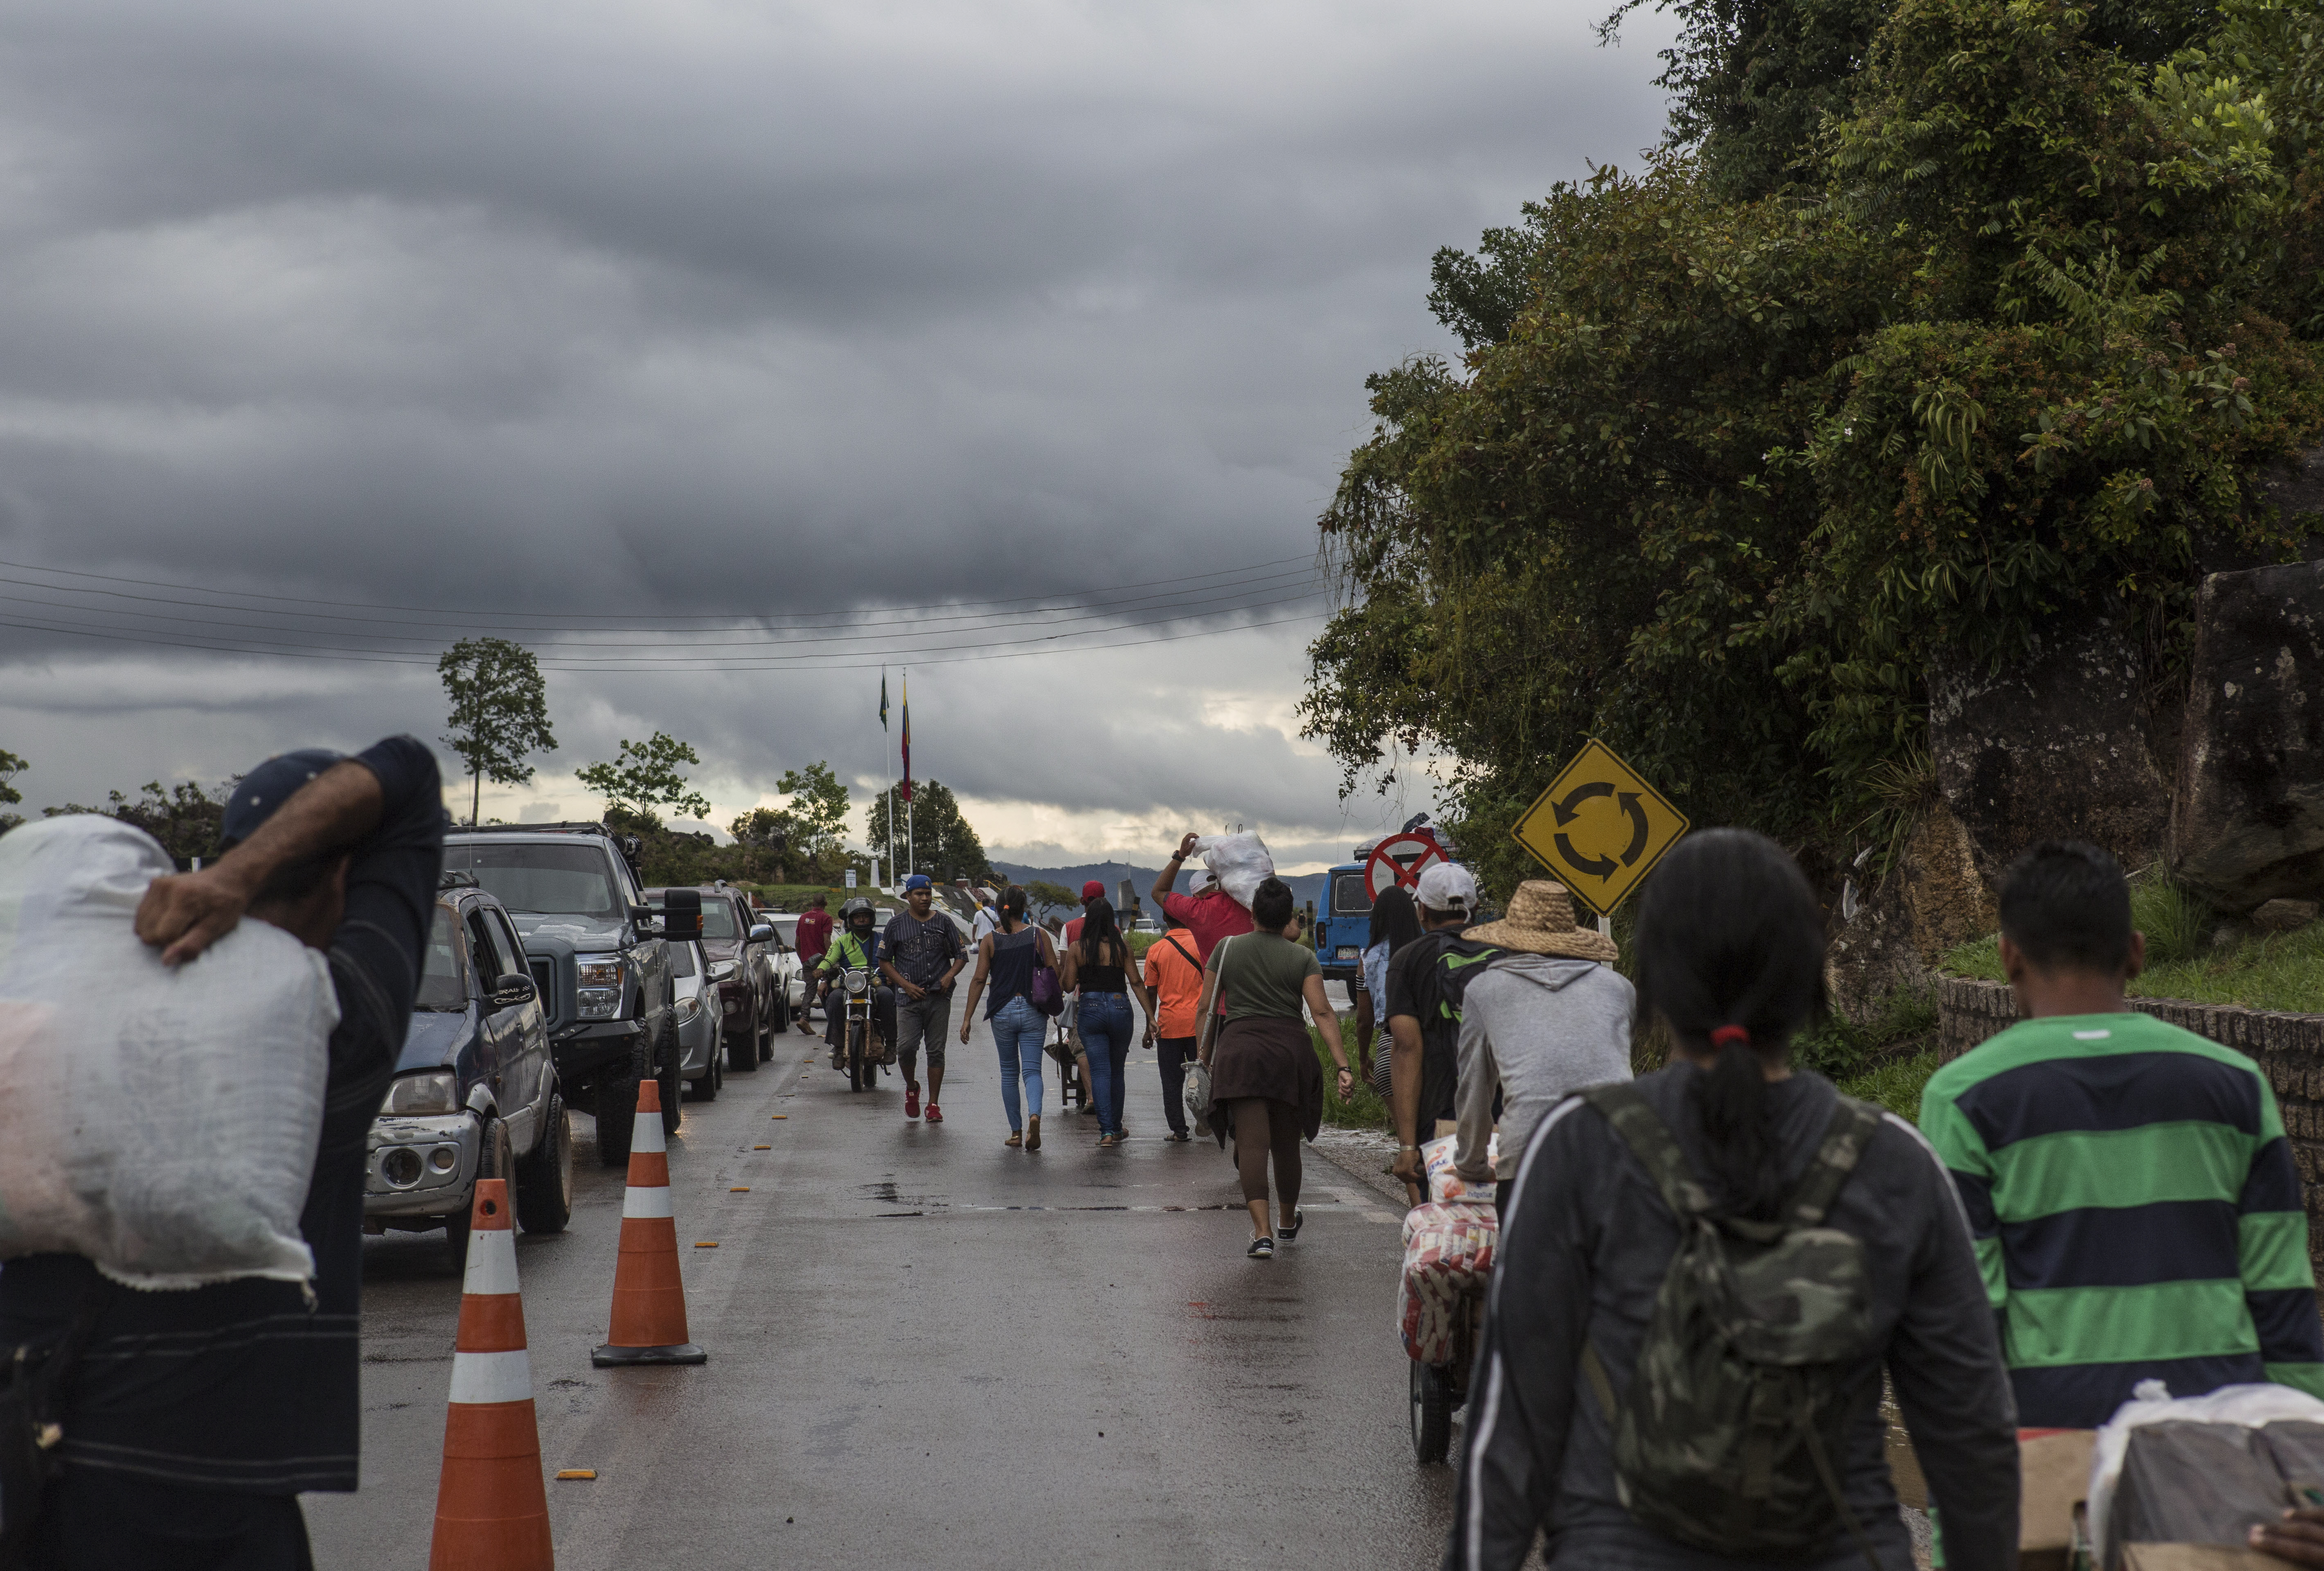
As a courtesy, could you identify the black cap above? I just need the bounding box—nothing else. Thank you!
[220,749,344,848]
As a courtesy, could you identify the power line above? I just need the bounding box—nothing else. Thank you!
[0,552,1316,626]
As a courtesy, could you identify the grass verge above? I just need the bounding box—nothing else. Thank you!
[1313,1022,1390,1130]
[1939,876,2324,1013]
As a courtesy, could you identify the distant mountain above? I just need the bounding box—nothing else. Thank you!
[989,859,1327,916]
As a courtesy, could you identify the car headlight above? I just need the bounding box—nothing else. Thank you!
[383,1071,460,1116]
[708,959,739,981]
[675,996,699,1022]
[576,955,624,1020]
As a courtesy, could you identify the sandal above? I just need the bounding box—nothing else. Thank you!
[1164,1131,1191,1143]
[1005,1130,1023,1148]
[1247,1236,1275,1260]
[1097,1132,1123,1148]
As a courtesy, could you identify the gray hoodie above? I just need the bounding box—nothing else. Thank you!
[1454,954,1635,1182]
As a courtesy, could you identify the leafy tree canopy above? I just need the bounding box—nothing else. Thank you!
[1307,0,2324,900]
[1025,878,1080,919]
[867,780,994,885]
[774,762,852,869]
[44,780,235,868]
[438,637,556,826]
[0,748,25,835]
[577,731,711,826]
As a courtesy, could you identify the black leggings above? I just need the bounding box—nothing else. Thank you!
[1229,1096,1302,1210]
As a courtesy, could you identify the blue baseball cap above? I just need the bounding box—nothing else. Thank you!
[903,873,933,892]
[220,749,345,848]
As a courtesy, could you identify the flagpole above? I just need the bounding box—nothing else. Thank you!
[884,666,896,891]
[905,669,915,880]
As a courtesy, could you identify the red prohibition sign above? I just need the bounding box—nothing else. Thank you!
[1364,833,1446,902]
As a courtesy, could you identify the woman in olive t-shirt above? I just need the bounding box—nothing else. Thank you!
[1194,877,1354,1258]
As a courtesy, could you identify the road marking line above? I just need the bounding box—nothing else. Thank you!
[694,1241,719,1248]
[555,1470,596,1481]
[730,1186,750,1192]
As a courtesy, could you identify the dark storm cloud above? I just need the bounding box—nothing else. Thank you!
[0,0,1675,836]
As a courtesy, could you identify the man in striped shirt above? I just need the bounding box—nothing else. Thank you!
[1920,840,2324,1428]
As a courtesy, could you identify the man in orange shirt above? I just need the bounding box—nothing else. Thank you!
[1141,907,1206,1142]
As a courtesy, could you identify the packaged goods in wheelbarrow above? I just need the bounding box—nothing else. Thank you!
[1421,1131,1497,1203]
[0,816,339,1288]
[1399,1200,1498,1365]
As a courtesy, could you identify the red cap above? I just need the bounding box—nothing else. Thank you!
[1081,880,1106,900]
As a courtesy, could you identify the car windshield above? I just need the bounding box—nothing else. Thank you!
[447,842,620,918]
[416,907,468,1011]
[696,900,738,939]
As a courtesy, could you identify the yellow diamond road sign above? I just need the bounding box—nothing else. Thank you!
[1511,738,1689,916]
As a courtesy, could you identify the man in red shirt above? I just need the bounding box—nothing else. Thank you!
[793,893,833,1034]
[1148,833,1255,961]
[1062,879,1105,945]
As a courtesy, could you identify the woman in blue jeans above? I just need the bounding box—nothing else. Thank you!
[1057,897,1156,1146]
[957,885,1062,1150]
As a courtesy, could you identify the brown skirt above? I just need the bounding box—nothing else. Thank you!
[1208,1016,1323,1144]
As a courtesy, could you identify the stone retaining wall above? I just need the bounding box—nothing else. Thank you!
[1936,976,2324,1265]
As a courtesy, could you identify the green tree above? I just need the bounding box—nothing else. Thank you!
[1306,0,2324,901]
[438,638,556,826]
[576,731,711,826]
[774,762,852,871]
[44,780,236,868]
[866,780,993,885]
[0,748,25,835]
[1025,879,1079,919]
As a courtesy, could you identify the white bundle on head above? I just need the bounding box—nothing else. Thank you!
[1191,833,1274,909]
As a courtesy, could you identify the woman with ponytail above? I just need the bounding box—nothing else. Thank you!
[1446,829,2019,1571]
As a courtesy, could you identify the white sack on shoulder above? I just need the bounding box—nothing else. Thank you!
[1191,833,1274,909]
[2085,1380,2324,1566]
[0,815,339,1289]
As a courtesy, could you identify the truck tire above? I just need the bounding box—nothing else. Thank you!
[444,1116,510,1272]
[727,1014,757,1075]
[596,1056,644,1168]
[514,1094,573,1234]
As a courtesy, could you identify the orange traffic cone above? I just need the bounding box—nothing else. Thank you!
[429,1179,553,1571]
[591,1078,706,1366]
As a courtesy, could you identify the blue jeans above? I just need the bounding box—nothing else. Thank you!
[990,995,1046,1132]
[1078,991,1135,1136]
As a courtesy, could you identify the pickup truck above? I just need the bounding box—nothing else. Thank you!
[442,822,677,1166]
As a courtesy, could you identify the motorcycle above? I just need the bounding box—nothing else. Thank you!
[833,963,890,1093]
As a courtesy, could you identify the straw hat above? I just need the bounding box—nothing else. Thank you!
[1463,881,1617,962]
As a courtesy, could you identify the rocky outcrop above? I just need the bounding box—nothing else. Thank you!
[1824,804,1997,1022]
[1930,630,2171,886]
[2171,560,2324,911]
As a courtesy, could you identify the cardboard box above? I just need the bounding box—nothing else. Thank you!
[2021,1428,2097,1571]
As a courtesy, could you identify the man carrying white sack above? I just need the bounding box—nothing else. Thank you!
[0,738,444,1571]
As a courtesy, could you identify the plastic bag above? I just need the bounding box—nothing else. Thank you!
[1399,1200,1497,1364]
[2088,1381,2324,1568]
[1191,833,1274,910]
[0,816,340,1289]
[1422,1131,1497,1203]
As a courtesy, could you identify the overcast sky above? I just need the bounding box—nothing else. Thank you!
[0,0,1677,873]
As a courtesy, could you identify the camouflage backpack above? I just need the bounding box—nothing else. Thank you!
[1578,1083,1888,1568]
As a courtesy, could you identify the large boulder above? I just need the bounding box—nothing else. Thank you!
[2171,560,2324,910]
[1930,629,2171,886]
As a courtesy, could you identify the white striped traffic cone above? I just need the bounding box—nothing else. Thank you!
[591,1078,705,1366]
[429,1178,553,1571]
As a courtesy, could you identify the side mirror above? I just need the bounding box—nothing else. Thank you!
[748,923,774,943]
[492,973,537,1008]
[661,887,703,941]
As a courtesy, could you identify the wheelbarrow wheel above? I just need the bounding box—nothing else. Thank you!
[1411,1360,1454,1463]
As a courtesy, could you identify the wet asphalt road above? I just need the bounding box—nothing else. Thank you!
[306,1004,1458,1569]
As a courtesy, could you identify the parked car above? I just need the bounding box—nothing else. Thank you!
[648,884,781,1074]
[443,823,678,1166]
[668,937,723,1101]
[366,873,572,1266]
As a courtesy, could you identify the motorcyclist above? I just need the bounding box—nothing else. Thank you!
[817,896,894,1071]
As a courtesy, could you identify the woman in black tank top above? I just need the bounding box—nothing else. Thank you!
[1058,898,1157,1146]
[957,885,1061,1149]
